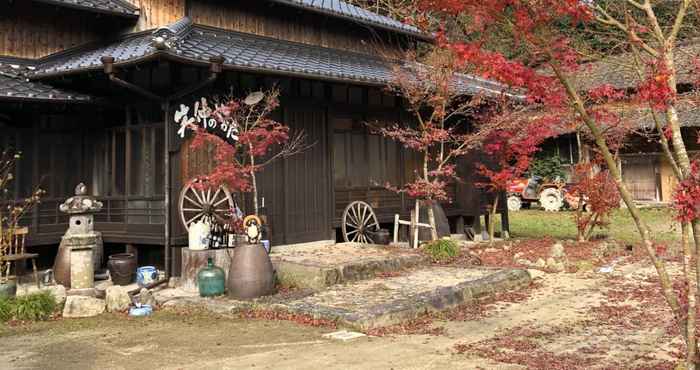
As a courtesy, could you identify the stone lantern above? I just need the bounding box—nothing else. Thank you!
[53,183,104,289]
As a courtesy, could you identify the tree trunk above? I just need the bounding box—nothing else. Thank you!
[488,195,499,246]
[682,223,698,369]
[552,65,686,330]
[584,213,600,242]
[427,201,438,241]
[249,149,258,215]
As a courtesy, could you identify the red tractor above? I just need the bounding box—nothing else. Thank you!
[507,176,565,212]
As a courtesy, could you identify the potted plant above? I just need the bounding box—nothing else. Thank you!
[0,150,43,298]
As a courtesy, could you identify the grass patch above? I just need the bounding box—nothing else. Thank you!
[423,238,460,262]
[0,292,57,323]
[505,208,680,244]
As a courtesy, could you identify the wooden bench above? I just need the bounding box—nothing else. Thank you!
[1,227,39,288]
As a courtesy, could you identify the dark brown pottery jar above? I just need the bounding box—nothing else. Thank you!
[53,244,71,288]
[107,253,137,285]
[227,242,275,300]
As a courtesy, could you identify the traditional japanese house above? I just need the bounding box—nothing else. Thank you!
[540,42,700,203]
[1,0,509,276]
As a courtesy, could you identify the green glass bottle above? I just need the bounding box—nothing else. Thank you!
[198,257,225,297]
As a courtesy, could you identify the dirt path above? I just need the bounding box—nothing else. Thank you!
[0,259,681,370]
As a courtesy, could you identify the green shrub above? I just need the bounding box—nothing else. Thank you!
[528,155,566,181]
[422,238,460,262]
[13,292,56,321]
[0,292,57,322]
[0,297,12,322]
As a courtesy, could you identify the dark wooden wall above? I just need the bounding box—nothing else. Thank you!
[125,0,186,31]
[0,2,118,59]
[187,0,406,55]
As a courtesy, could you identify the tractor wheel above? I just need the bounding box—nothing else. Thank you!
[539,188,563,212]
[507,196,522,211]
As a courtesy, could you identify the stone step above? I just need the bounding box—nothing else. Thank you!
[270,266,531,330]
[271,243,427,290]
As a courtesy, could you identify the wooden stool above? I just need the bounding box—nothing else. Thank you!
[1,227,39,288]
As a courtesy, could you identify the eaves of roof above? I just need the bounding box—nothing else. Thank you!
[29,17,509,98]
[32,0,140,18]
[267,0,431,41]
[0,58,94,103]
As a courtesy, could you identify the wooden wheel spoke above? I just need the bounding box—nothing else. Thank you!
[213,196,229,207]
[183,195,201,207]
[205,188,212,205]
[186,212,204,225]
[191,188,205,206]
[346,229,358,235]
[359,204,366,226]
[202,188,211,204]
[211,187,221,204]
[182,208,202,212]
[346,214,359,227]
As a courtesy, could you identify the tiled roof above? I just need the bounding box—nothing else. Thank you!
[32,0,139,17]
[0,59,93,103]
[571,43,700,91]
[267,0,428,40]
[616,95,700,129]
[32,18,509,97]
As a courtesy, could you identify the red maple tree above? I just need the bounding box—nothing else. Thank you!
[187,88,310,215]
[477,115,552,244]
[375,49,509,241]
[406,0,700,366]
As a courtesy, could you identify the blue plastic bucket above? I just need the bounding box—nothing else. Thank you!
[129,304,153,317]
[136,266,158,287]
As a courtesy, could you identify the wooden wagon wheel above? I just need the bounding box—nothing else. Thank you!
[179,182,236,231]
[342,201,379,244]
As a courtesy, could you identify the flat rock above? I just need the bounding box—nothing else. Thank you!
[272,266,530,330]
[271,243,426,290]
[63,296,105,318]
[527,269,546,280]
[550,243,566,259]
[105,286,132,312]
[322,330,366,341]
[137,288,157,307]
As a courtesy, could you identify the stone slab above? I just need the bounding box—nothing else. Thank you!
[322,330,367,341]
[270,266,531,330]
[270,243,427,290]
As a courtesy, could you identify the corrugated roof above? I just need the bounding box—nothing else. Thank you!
[31,18,508,97]
[32,0,139,17]
[0,59,93,103]
[267,0,429,40]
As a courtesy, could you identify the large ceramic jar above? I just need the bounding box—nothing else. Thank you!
[227,243,275,300]
[198,258,225,297]
[107,253,137,285]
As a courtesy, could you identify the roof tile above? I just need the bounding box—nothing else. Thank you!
[30,18,507,97]
[32,0,139,17]
[268,0,427,39]
[0,61,93,103]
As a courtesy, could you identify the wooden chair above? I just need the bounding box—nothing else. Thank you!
[1,227,39,288]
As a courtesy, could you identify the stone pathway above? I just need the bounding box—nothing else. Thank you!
[273,266,530,330]
[158,243,530,331]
